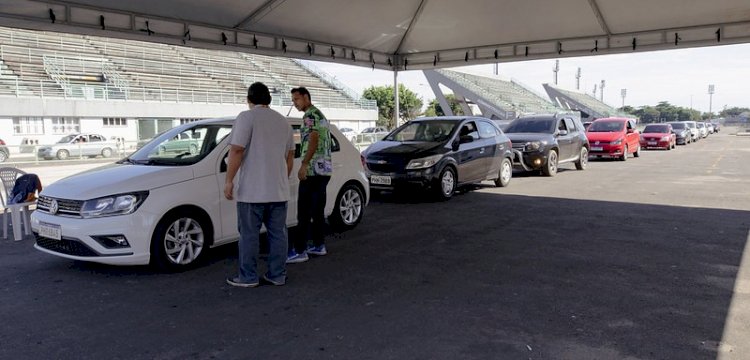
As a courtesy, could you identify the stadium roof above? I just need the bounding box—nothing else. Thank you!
[1,0,750,70]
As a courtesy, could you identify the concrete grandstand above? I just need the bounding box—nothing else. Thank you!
[543,83,628,121]
[424,69,559,121]
[0,26,377,151]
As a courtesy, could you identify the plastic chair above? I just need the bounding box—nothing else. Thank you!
[0,167,35,241]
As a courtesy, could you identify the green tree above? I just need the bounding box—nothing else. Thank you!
[425,94,465,117]
[719,107,750,117]
[362,84,423,129]
[618,105,636,115]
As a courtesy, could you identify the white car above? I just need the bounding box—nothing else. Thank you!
[684,121,700,142]
[338,127,359,143]
[696,122,708,138]
[31,117,369,270]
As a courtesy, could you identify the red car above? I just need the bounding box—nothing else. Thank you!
[640,124,676,150]
[585,118,641,161]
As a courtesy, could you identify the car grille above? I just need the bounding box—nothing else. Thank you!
[366,158,405,173]
[511,143,526,150]
[37,196,84,217]
[36,235,99,257]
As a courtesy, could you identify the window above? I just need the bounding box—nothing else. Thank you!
[477,121,498,139]
[460,121,480,140]
[564,118,577,132]
[89,135,105,142]
[51,117,80,134]
[331,135,340,152]
[557,119,568,132]
[180,118,202,124]
[13,117,44,135]
[103,118,127,127]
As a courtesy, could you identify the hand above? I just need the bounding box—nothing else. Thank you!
[224,182,234,200]
[298,163,308,181]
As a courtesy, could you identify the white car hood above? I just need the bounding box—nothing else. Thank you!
[42,164,194,200]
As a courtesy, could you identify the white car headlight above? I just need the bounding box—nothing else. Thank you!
[81,192,148,218]
[406,155,444,169]
[660,136,670,141]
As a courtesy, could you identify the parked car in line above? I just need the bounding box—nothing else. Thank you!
[586,117,641,161]
[711,121,721,133]
[696,122,708,138]
[338,127,359,143]
[640,124,676,150]
[37,133,118,160]
[363,116,513,199]
[0,138,9,163]
[31,117,369,270]
[504,113,589,176]
[157,132,202,155]
[361,126,389,134]
[705,122,714,134]
[667,122,692,145]
[684,121,700,142]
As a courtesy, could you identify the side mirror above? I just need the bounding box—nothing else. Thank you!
[459,135,474,144]
[557,130,568,136]
[627,128,635,134]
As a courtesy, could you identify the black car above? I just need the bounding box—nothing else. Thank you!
[666,122,692,145]
[504,113,589,176]
[363,117,514,200]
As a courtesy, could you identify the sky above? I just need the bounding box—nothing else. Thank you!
[308,43,750,114]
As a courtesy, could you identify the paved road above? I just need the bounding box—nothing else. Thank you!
[1,130,749,359]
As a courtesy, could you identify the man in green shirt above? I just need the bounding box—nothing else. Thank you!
[287,87,332,263]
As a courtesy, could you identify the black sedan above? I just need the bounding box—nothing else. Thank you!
[363,117,513,200]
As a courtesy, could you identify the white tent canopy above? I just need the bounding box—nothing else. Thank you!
[2,0,750,71]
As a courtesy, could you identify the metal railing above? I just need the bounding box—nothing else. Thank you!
[293,59,377,108]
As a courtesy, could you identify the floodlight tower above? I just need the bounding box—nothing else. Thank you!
[600,80,605,102]
[621,89,627,107]
[575,67,581,90]
[708,84,715,116]
[593,84,597,97]
[553,60,559,85]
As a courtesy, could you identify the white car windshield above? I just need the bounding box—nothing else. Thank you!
[123,124,232,166]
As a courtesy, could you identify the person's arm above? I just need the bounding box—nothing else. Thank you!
[298,130,318,180]
[224,145,244,200]
[286,150,294,176]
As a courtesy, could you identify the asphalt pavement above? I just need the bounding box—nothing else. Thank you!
[1,129,749,359]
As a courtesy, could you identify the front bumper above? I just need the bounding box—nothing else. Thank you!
[366,167,440,190]
[589,144,625,158]
[31,210,158,265]
[512,149,546,171]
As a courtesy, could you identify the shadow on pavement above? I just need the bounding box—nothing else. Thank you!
[0,192,747,359]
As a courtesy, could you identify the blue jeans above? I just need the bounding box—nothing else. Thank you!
[237,202,288,283]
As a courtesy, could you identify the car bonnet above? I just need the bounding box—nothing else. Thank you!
[41,163,194,200]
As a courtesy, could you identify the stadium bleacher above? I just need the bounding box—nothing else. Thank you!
[543,83,627,119]
[435,69,559,115]
[0,26,375,110]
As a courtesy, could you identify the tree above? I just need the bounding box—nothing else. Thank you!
[425,94,465,117]
[719,107,750,118]
[362,84,423,129]
[618,105,636,115]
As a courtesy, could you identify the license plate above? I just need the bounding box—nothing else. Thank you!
[39,222,62,240]
[370,175,392,185]
[591,146,603,151]
[648,141,657,145]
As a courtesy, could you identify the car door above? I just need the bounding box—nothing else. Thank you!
[556,119,575,160]
[455,121,483,183]
[563,118,583,160]
[88,134,105,156]
[71,135,86,157]
[626,120,639,151]
[477,120,501,179]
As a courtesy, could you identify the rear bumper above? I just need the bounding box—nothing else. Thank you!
[640,140,671,149]
[589,144,625,158]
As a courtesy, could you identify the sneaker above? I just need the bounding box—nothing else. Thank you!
[286,250,309,264]
[262,274,286,286]
[226,277,259,288]
[307,245,327,256]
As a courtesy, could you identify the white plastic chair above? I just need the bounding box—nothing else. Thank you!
[0,167,35,241]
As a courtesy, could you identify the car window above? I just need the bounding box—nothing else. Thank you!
[331,135,340,152]
[564,119,576,133]
[459,121,480,140]
[588,121,624,132]
[90,135,104,142]
[477,121,498,139]
[128,124,232,166]
[558,120,568,132]
[505,118,555,134]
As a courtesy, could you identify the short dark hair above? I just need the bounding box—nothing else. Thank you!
[291,87,311,101]
[247,82,271,105]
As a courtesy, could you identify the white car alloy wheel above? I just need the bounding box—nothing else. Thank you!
[163,217,204,265]
[101,148,113,158]
[339,188,362,226]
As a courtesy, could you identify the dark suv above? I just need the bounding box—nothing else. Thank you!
[363,117,513,200]
[504,113,589,176]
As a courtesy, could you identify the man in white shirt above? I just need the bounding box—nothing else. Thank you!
[225,82,295,287]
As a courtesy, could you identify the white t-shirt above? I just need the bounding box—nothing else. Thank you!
[230,107,294,203]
